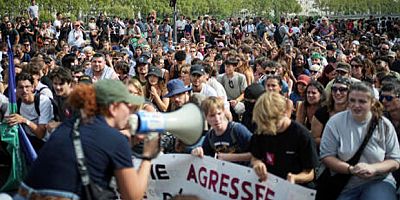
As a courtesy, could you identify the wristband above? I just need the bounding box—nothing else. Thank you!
[347,165,352,174]
[25,119,31,126]
[141,156,152,161]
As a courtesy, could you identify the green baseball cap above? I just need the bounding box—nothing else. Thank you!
[95,79,144,106]
[311,52,323,60]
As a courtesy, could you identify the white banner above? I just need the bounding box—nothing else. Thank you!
[136,154,316,200]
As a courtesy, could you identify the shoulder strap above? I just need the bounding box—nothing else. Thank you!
[34,93,41,116]
[16,94,41,116]
[17,98,22,114]
[208,129,216,150]
[230,122,238,146]
[347,116,378,165]
[71,118,90,186]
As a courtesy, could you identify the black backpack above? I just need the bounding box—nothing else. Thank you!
[274,25,284,46]
[17,92,60,122]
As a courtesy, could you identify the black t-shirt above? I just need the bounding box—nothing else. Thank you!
[250,120,318,181]
[24,116,133,193]
[314,105,330,128]
[2,28,19,45]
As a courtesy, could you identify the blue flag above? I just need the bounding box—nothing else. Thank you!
[0,36,37,192]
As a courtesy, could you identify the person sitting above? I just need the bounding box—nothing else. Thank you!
[251,92,318,187]
[191,96,252,165]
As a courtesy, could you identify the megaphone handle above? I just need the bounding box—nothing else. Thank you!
[133,133,161,160]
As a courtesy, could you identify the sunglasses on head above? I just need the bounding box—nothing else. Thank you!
[228,79,234,88]
[379,95,399,102]
[332,86,348,93]
[336,70,348,75]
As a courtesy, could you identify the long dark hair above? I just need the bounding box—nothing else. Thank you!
[304,81,327,108]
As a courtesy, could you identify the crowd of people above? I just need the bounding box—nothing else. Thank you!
[1,4,400,199]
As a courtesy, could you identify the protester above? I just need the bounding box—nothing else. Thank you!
[13,80,160,200]
[320,82,400,200]
[191,96,252,164]
[1,7,400,198]
[311,76,351,146]
[251,92,318,186]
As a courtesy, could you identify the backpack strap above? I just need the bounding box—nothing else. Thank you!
[229,122,238,147]
[17,98,22,114]
[208,122,239,152]
[34,93,41,117]
[16,94,40,116]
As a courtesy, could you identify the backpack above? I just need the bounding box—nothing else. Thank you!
[17,93,60,122]
[274,25,284,46]
[208,122,241,152]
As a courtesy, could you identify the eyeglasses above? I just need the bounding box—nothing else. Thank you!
[265,70,276,75]
[381,48,389,51]
[332,86,348,93]
[228,79,234,88]
[379,95,399,102]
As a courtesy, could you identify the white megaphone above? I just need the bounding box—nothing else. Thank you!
[129,103,204,145]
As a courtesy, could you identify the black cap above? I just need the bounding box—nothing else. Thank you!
[244,83,265,100]
[146,66,163,79]
[141,51,152,58]
[190,64,205,75]
[137,56,150,65]
[326,44,335,51]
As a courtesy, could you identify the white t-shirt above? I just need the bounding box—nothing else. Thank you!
[28,5,39,19]
[320,110,400,191]
[20,95,54,141]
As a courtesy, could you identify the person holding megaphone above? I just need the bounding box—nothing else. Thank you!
[14,80,160,200]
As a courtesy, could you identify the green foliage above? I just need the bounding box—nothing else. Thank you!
[316,0,400,15]
[13,0,400,22]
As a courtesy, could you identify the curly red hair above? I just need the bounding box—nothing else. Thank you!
[68,84,97,118]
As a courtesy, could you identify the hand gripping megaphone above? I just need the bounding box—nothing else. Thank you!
[129,103,204,145]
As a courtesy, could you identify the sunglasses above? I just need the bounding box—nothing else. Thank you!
[265,70,276,75]
[332,86,348,93]
[351,64,362,68]
[228,79,234,88]
[310,70,319,74]
[379,95,399,102]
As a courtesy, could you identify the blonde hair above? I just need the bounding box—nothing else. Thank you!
[253,92,287,135]
[201,96,225,116]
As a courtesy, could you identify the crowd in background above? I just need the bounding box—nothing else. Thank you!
[1,4,400,199]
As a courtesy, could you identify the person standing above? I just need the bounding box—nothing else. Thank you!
[67,21,85,48]
[27,0,39,21]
